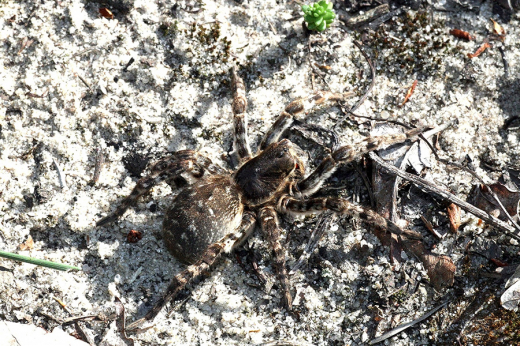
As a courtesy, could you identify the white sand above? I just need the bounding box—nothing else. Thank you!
[0,1,519,345]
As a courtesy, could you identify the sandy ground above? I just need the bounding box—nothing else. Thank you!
[0,0,519,345]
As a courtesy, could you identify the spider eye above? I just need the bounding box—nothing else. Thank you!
[277,147,288,158]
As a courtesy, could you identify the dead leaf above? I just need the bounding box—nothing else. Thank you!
[99,8,114,19]
[402,239,455,290]
[501,264,520,310]
[469,183,520,221]
[370,124,434,263]
[467,42,491,58]
[424,254,456,291]
[446,203,461,233]
[20,235,34,250]
[490,19,506,36]
[449,28,473,41]
[406,140,432,173]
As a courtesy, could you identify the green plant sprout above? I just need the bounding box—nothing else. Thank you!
[302,1,336,32]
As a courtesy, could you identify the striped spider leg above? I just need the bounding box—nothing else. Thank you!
[96,150,226,227]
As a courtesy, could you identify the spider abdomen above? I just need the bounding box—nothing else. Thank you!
[163,175,244,264]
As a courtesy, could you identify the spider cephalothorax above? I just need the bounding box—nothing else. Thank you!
[234,139,304,206]
[96,66,424,329]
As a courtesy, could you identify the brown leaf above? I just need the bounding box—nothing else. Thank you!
[469,183,520,221]
[402,238,455,290]
[424,254,456,291]
[449,28,473,41]
[19,235,34,250]
[447,203,461,233]
[467,42,491,58]
[99,8,114,19]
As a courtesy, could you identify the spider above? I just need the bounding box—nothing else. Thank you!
[96,66,424,329]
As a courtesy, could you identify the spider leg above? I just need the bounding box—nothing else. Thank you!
[258,206,293,310]
[96,150,224,227]
[279,196,405,236]
[126,212,256,330]
[259,91,354,151]
[154,150,228,176]
[231,67,252,162]
[297,127,426,196]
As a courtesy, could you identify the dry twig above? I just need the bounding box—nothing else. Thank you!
[369,302,448,344]
[369,153,520,241]
[349,40,376,113]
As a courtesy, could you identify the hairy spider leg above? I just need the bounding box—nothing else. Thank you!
[279,196,407,236]
[96,150,222,227]
[297,127,427,196]
[126,212,257,330]
[155,150,228,177]
[258,206,293,310]
[259,91,354,151]
[231,67,252,162]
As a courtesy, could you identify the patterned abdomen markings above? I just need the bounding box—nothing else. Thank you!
[163,175,244,264]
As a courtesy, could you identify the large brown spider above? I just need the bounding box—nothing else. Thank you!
[96,67,424,329]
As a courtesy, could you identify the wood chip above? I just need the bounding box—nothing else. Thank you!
[449,28,473,41]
